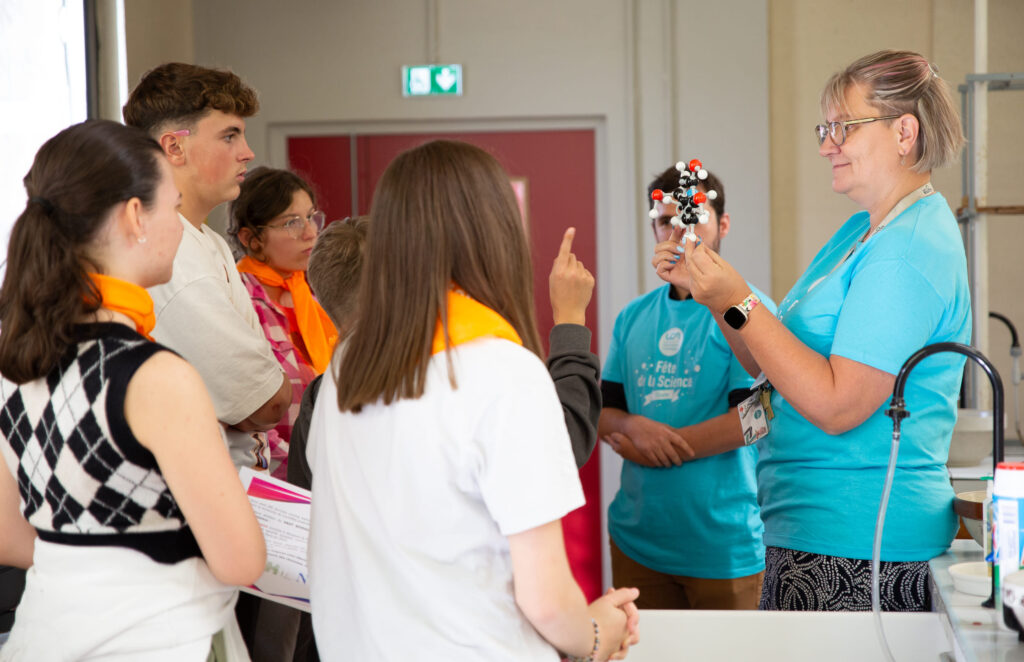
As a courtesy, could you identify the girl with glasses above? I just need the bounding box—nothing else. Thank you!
[228,167,337,483]
[655,50,969,612]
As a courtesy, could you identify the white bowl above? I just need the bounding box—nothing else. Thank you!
[950,561,991,597]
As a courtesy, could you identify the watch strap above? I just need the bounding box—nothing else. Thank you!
[739,292,760,314]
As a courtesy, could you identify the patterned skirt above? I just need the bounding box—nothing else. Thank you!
[759,546,931,611]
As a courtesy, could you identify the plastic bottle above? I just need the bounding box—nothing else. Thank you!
[993,462,1024,630]
[983,476,995,592]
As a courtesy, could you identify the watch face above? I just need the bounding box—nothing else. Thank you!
[724,306,746,330]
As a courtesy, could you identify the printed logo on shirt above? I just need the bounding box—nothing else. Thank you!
[633,359,696,409]
[658,327,684,356]
[643,388,681,406]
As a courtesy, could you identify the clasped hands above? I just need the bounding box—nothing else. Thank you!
[604,415,694,468]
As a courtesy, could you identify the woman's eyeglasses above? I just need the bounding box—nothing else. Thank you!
[815,115,900,146]
[259,210,326,238]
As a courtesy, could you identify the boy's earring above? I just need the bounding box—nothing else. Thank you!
[138,235,147,244]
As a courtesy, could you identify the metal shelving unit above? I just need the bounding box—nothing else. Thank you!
[958,72,1024,408]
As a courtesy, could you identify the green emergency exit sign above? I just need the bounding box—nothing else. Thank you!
[402,64,463,97]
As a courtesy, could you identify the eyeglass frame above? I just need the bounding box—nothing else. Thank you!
[815,115,901,147]
[256,210,326,238]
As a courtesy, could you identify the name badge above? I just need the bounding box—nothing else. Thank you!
[739,375,774,445]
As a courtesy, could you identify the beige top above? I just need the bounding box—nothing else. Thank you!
[148,214,281,470]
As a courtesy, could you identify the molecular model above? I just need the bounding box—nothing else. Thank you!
[648,159,718,244]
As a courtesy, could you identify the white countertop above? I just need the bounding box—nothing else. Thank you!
[619,540,1024,661]
[626,609,950,661]
[929,539,1024,661]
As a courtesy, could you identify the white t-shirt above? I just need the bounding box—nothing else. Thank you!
[307,338,585,661]
[148,214,282,470]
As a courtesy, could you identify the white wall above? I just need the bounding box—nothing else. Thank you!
[184,0,772,346]
[124,0,194,92]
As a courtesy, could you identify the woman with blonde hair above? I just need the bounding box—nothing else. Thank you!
[0,120,265,659]
[657,50,969,611]
[308,140,638,660]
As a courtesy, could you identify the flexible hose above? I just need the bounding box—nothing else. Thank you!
[871,425,900,662]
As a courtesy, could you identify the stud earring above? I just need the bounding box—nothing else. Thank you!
[137,236,147,244]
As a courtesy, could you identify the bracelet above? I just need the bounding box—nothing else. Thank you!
[567,618,599,662]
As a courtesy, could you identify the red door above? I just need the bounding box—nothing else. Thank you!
[289,129,602,601]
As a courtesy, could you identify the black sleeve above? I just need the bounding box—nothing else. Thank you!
[600,379,628,413]
[287,374,323,490]
[727,387,752,409]
[546,324,602,469]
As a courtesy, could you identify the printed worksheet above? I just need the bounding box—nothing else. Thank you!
[239,467,311,613]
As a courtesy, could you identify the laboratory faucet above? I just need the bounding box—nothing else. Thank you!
[886,342,1005,615]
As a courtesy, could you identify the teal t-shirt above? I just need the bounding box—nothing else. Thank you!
[604,283,774,578]
[761,192,971,561]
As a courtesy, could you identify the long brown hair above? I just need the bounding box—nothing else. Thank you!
[0,120,163,383]
[335,140,542,412]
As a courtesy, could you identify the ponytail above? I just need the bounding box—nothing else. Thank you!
[0,206,100,383]
[0,120,162,383]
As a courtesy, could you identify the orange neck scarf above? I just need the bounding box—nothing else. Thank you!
[236,256,338,374]
[86,273,156,340]
[431,288,522,355]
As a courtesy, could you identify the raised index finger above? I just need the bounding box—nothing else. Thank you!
[557,227,576,260]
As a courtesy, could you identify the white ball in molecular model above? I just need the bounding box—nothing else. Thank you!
[675,161,686,172]
[649,208,659,219]
[698,210,710,224]
[697,168,708,180]
[707,190,718,200]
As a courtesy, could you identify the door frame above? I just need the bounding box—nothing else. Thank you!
[267,115,613,353]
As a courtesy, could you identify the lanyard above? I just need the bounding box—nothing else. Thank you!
[818,181,935,286]
[869,181,935,239]
[780,181,936,320]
